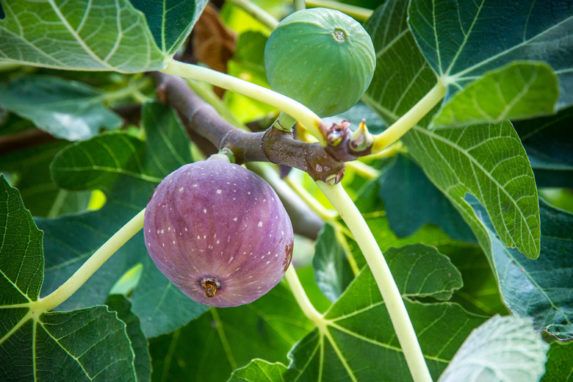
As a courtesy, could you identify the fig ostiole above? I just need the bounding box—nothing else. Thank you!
[144,156,294,307]
[264,8,376,117]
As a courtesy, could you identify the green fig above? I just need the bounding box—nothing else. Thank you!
[265,8,376,117]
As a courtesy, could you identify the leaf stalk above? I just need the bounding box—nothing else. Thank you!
[372,81,446,152]
[285,175,338,221]
[33,209,145,312]
[317,182,432,382]
[161,60,326,142]
[306,0,373,21]
[227,0,279,30]
[285,265,325,328]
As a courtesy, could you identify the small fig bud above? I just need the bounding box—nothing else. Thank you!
[265,8,376,117]
[144,158,294,307]
[349,119,373,152]
[326,120,351,147]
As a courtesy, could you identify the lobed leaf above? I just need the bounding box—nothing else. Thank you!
[0,75,121,141]
[469,196,573,341]
[431,62,558,128]
[150,283,312,381]
[0,0,164,72]
[365,0,541,259]
[0,0,206,72]
[312,224,355,301]
[285,245,476,381]
[404,122,540,258]
[408,0,572,122]
[439,315,548,382]
[0,176,138,381]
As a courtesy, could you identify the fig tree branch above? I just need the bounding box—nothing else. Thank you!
[0,129,54,153]
[154,72,329,238]
[154,72,368,182]
[161,61,327,141]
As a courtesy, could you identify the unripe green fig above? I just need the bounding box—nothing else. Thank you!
[264,8,376,117]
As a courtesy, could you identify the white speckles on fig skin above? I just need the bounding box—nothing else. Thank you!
[144,157,294,307]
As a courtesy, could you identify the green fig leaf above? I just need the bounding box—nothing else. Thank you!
[439,316,548,382]
[409,0,572,119]
[0,75,122,141]
[150,283,312,381]
[431,61,559,128]
[285,245,476,381]
[468,195,573,341]
[0,176,138,381]
[365,0,541,259]
[228,359,286,382]
[0,0,206,72]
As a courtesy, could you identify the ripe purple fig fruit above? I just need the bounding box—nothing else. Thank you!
[144,156,294,307]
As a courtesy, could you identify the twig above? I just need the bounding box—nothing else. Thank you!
[154,72,368,182]
[0,129,54,154]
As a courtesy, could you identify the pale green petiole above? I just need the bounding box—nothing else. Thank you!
[33,209,146,313]
[372,81,446,152]
[285,265,325,328]
[227,0,279,30]
[317,182,433,382]
[285,174,338,221]
[306,0,373,21]
[294,0,306,11]
[161,60,326,142]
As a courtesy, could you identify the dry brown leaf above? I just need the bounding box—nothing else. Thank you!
[192,4,237,75]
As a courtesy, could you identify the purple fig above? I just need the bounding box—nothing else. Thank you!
[144,156,294,307]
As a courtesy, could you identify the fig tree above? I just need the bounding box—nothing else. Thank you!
[264,8,376,117]
[144,156,294,307]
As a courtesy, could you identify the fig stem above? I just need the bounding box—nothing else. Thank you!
[211,150,234,163]
[345,161,380,180]
[294,0,306,11]
[305,0,373,21]
[371,81,446,153]
[161,60,326,143]
[317,182,432,382]
[285,174,338,221]
[333,224,361,276]
[226,0,279,30]
[273,112,296,133]
[285,266,325,327]
[363,141,405,160]
[32,209,146,313]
